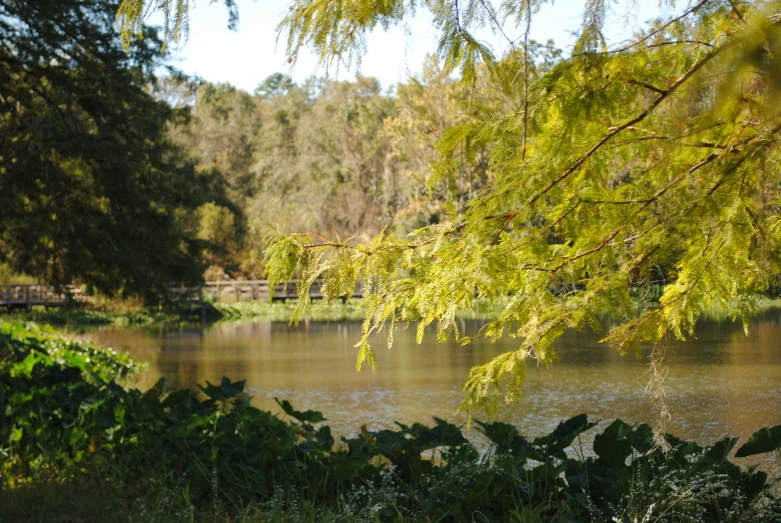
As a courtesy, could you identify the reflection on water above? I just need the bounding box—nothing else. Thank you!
[86,312,781,462]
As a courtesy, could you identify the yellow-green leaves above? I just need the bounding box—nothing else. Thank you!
[279,0,407,71]
[355,339,378,372]
[460,348,528,420]
[118,0,781,416]
[118,0,191,50]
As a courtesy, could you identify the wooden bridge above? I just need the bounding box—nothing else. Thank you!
[1,280,362,311]
[0,284,88,311]
[172,280,363,303]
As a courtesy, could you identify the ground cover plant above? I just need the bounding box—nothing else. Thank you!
[3,321,781,522]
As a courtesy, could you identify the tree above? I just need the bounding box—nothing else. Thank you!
[122,0,781,414]
[0,0,216,299]
[196,202,239,268]
[254,73,296,99]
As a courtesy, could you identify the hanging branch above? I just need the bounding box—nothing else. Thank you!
[521,0,531,161]
[528,34,741,208]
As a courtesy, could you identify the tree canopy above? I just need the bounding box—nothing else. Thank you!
[164,65,495,279]
[0,0,222,299]
[120,0,781,414]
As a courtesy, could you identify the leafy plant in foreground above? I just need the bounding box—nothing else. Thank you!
[3,321,781,521]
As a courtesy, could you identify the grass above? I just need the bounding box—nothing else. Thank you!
[1,299,206,332]
[209,293,781,325]
[699,295,781,322]
[2,290,780,335]
[0,472,334,523]
[212,299,366,322]
[4,307,170,327]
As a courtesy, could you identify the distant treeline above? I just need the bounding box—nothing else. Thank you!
[1,0,564,299]
[0,0,522,299]
[161,64,504,281]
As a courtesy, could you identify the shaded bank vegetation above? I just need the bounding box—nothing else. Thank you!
[4,321,781,522]
[7,293,780,333]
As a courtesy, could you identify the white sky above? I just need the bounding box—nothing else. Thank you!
[155,0,673,93]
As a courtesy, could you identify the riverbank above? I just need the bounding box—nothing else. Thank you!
[5,293,781,332]
[2,321,781,522]
[0,299,366,330]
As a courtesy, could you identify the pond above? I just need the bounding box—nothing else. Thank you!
[85,311,781,458]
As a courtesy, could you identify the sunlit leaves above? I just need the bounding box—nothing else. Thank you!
[260,2,781,416]
[278,0,407,71]
[117,0,781,414]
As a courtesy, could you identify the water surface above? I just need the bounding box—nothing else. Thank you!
[86,312,781,462]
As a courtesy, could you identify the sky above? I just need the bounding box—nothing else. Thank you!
[153,0,673,93]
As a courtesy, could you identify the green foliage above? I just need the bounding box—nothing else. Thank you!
[197,203,237,245]
[7,308,165,329]
[211,299,365,322]
[3,321,781,521]
[736,424,781,458]
[0,0,216,300]
[196,202,240,270]
[121,0,533,86]
[118,0,238,49]
[166,73,434,279]
[117,0,781,412]
[256,1,781,415]
[152,53,509,283]
[4,299,212,331]
[0,263,37,286]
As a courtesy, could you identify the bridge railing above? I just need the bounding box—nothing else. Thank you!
[0,284,88,310]
[0,280,362,311]
[201,279,362,302]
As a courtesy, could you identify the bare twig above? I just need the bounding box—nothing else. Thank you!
[479,0,516,49]
[727,0,745,22]
[629,79,667,95]
[574,0,713,56]
[491,211,518,245]
[647,39,714,48]
[521,0,531,161]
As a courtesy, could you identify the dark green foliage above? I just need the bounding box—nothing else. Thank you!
[736,424,781,458]
[0,0,211,299]
[275,398,327,424]
[3,321,781,521]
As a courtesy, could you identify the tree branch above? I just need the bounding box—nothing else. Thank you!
[574,0,713,56]
[479,0,515,49]
[521,0,531,161]
[550,227,623,273]
[647,39,714,48]
[629,79,667,95]
[528,36,738,208]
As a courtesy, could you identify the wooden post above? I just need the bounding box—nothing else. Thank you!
[4,285,9,312]
[25,285,31,311]
[44,285,49,309]
[199,287,205,325]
